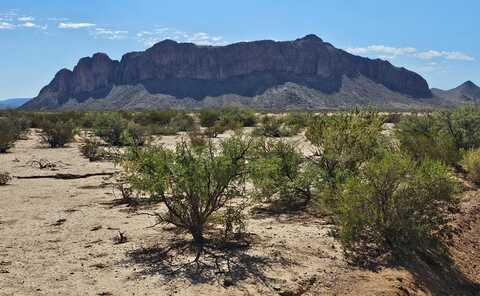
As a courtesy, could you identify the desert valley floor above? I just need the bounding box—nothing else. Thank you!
[1,129,479,296]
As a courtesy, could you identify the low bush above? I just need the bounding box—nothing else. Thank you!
[396,106,480,166]
[79,138,107,161]
[199,110,221,127]
[0,172,11,185]
[120,134,252,247]
[40,120,76,148]
[461,149,480,184]
[253,116,299,138]
[121,122,149,146]
[0,117,21,153]
[249,138,315,207]
[337,152,458,254]
[306,110,386,206]
[93,112,128,146]
[170,113,196,132]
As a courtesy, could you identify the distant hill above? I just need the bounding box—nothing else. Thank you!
[432,81,480,105]
[0,98,30,109]
[22,34,444,110]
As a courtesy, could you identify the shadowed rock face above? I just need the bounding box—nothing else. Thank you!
[22,34,433,110]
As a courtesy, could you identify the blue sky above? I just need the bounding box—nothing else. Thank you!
[0,0,478,99]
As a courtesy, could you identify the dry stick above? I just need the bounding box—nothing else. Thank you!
[14,172,116,180]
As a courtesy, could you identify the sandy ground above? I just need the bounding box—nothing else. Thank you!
[0,130,479,296]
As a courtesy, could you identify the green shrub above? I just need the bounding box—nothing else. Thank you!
[396,106,480,166]
[254,116,299,138]
[337,152,458,254]
[79,138,108,161]
[0,117,21,153]
[249,138,315,207]
[204,123,227,138]
[170,113,196,132]
[396,114,459,165]
[0,172,11,185]
[217,108,257,130]
[461,149,480,184]
[93,113,128,146]
[121,134,252,246]
[121,121,149,146]
[40,120,76,148]
[199,110,221,127]
[306,110,386,205]
[283,112,310,130]
[133,110,178,126]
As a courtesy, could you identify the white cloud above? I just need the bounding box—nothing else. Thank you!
[346,45,417,59]
[58,22,96,29]
[0,21,15,29]
[346,44,475,62]
[18,16,34,22]
[20,22,47,30]
[92,28,128,40]
[137,27,227,47]
[416,50,475,61]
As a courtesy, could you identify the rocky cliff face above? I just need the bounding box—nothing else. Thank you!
[22,34,433,110]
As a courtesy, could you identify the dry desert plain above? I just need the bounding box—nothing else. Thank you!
[0,128,479,295]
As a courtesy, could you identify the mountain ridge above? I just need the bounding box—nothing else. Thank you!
[22,34,438,110]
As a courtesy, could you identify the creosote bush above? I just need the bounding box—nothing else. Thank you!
[249,138,315,207]
[396,106,480,166]
[461,149,480,184]
[337,152,458,254]
[0,117,21,153]
[93,112,128,146]
[121,122,149,146]
[306,110,386,206]
[40,120,76,148]
[79,138,110,161]
[121,134,252,247]
[253,116,299,138]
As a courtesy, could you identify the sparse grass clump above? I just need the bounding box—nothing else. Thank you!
[0,172,12,185]
[461,149,480,184]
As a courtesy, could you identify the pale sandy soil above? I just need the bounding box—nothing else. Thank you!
[0,129,479,296]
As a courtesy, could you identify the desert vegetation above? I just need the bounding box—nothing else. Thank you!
[1,106,480,295]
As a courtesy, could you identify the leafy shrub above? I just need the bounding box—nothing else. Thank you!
[283,112,310,130]
[461,149,480,184]
[204,123,227,138]
[0,172,11,185]
[306,110,386,205]
[121,134,252,245]
[40,120,76,148]
[0,117,21,153]
[121,122,149,146]
[396,114,459,165]
[396,106,480,165]
[79,138,109,161]
[249,138,315,207]
[133,110,178,126]
[253,116,299,138]
[199,110,221,127]
[93,112,128,146]
[337,152,458,254]
[217,108,257,130]
[170,113,196,132]
[188,129,207,147]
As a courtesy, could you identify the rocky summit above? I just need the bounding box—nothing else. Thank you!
[23,34,440,110]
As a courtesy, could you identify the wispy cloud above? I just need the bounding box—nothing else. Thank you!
[91,27,128,40]
[415,50,475,61]
[346,45,475,62]
[346,45,417,59]
[136,27,227,47]
[18,16,34,22]
[0,21,15,29]
[58,22,96,29]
